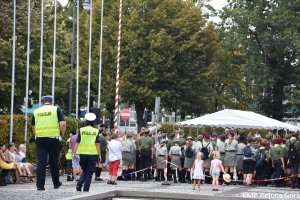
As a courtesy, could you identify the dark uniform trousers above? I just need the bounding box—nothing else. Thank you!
[273,159,284,187]
[291,156,300,187]
[77,155,98,191]
[140,149,151,179]
[36,137,61,189]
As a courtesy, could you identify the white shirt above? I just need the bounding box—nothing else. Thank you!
[108,139,123,162]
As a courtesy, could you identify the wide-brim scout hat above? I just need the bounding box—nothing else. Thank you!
[85,113,96,122]
[223,173,231,183]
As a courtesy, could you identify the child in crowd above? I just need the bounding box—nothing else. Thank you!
[210,151,225,191]
[191,152,204,190]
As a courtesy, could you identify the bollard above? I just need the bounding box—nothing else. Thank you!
[162,160,171,185]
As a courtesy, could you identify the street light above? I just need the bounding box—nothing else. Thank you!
[97,0,104,115]
[83,0,92,113]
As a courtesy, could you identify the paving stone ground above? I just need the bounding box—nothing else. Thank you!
[1,170,300,200]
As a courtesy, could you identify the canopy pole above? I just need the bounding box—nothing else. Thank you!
[197,126,199,138]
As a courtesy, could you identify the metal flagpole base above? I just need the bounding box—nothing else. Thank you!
[161,181,171,185]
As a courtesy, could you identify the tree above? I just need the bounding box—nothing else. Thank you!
[102,0,223,130]
[220,0,300,120]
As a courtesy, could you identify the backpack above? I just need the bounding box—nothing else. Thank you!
[255,149,266,167]
[243,145,253,158]
[288,140,298,160]
[185,147,194,158]
[201,142,210,160]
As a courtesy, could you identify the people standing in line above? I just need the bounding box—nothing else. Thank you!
[95,129,108,181]
[155,139,168,182]
[210,151,225,191]
[138,129,154,181]
[191,152,204,190]
[286,133,300,189]
[270,138,285,187]
[236,135,246,183]
[121,132,136,181]
[70,130,81,182]
[32,95,66,191]
[73,113,101,192]
[242,137,256,185]
[184,136,196,184]
[107,133,123,185]
[224,130,238,183]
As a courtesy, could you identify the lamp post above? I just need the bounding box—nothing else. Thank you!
[39,0,44,106]
[68,0,76,115]
[76,0,80,119]
[24,0,31,146]
[97,0,104,110]
[9,0,17,143]
[52,0,57,104]
[83,0,92,113]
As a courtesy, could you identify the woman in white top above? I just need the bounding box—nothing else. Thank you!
[107,133,123,185]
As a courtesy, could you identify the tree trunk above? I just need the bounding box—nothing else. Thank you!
[135,101,146,132]
[272,80,284,120]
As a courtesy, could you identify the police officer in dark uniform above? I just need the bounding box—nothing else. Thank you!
[73,113,101,192]
[32,95,66,191]
[138,129,154,181]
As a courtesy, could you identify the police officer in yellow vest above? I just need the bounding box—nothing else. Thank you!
[73,113,101,192]
[32,95,66,191]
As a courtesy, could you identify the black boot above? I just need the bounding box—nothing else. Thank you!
[205,172,210,184]
[95,168,103,181]
[181,170,187,183]
[173,170,177,183]
[186,171,191,184]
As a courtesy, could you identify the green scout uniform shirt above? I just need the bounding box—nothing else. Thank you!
[139,136,154,150]
[270,144,284,161]
[99,134,107,151]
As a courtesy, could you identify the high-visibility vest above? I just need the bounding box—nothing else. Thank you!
[77,126,99,155]
[66,138,72,160]
[33,105,60,137]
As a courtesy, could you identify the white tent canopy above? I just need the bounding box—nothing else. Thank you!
[176,109,299,131]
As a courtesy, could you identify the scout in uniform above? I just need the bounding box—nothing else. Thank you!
[95,129,108,181]
[169,139,182,183]
[73,113,101,192]
[138,129,154,181]
[286,133,300,188]
[270,138,285,187]
[121,132,136,181]
[155,139,168,182]
[32,95,66,191]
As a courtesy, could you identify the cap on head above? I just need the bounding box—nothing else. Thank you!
[42,95,53,103]
[85,113,96,122]
[187,136,193,140]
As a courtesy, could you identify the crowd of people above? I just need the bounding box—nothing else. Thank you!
[1,94,300,193]
[61,127,300,191]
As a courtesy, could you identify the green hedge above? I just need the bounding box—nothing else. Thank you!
[0,115,84,162]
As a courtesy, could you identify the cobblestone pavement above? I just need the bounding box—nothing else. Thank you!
[1,171,300,200]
